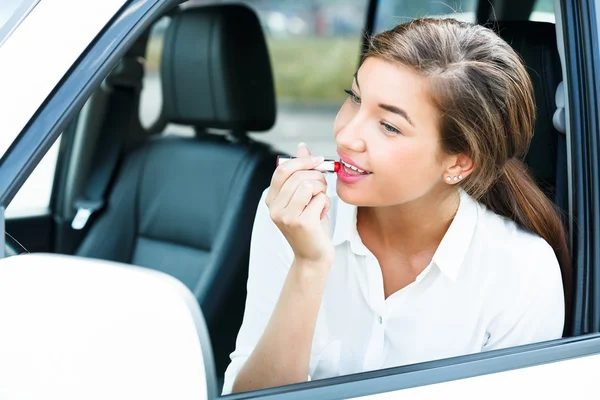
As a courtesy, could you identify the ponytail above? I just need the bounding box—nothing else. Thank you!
[478,158,572,332]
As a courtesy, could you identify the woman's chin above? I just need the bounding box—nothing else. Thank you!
[336,180,374,206]
[336,180,414,208]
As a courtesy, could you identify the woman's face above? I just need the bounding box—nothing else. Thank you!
[334,56,454,206]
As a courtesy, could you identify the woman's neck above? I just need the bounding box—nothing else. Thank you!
[357,189,461,257]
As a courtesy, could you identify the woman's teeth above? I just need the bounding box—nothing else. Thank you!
[341,160,369,174]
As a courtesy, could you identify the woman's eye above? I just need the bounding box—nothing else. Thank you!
[343,89,361,105]
[380,122,400,135]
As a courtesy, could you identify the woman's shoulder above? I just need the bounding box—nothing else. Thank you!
[471,197,560,280]
[470,198,564,340]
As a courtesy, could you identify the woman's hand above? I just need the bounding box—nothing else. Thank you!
[265,143,334,268]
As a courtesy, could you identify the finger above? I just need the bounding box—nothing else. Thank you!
[268,170,325,212]
[296,142,312,158]
[276,172,327,210]
[302,192,329,223]
[320,193,331,220]
[273,179,326,216]
[284,181,316,220]
[268,157,325,204]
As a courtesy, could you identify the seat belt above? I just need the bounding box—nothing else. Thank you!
[71,61,141,231]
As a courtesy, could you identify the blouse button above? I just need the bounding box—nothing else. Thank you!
[378,315,383,324]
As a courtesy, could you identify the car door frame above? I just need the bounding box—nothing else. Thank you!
[1,0,600,398]
[564,0,600,335]
[225,334,600,399]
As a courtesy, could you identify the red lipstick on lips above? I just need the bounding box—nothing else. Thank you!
[276,155,340,173]
[336,150,372,184]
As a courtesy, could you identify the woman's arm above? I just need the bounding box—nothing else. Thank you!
[222,145,334,394]
[231,258,329,392]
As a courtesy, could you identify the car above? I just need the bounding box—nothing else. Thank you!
[0,0,599,398]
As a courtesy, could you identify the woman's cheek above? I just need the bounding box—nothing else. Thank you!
[375,145,427,188]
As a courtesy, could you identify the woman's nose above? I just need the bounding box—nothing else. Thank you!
[336,122,367,153]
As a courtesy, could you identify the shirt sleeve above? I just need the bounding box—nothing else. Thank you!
[483,238,565,351]
[221,188,294,395]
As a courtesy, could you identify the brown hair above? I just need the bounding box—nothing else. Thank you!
[364,18,571,331]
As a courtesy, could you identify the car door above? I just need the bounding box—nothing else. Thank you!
[1,0,600,399]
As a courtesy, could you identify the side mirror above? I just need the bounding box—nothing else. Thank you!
[0,253,217,399]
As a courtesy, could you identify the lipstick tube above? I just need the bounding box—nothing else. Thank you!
[276,155,340,173]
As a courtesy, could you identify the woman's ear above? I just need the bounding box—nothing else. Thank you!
[443,153,474,183]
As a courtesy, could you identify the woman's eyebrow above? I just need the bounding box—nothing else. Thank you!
[379,103,415,127]
[354,71,415,127]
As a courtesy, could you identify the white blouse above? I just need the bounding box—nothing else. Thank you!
[221,174,565,395]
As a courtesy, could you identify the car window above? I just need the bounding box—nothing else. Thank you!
[241,0,369,157]
[374,0,555,31]
[5,136,61,219]
[139,16,173,133]
[530,0,555,22]
[139,0,369,157]
[375,0,478,32]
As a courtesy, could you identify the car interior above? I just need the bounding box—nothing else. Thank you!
[4,0,570,394]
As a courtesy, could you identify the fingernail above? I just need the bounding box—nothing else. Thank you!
[312,156,325,164]
[298,142,307,148]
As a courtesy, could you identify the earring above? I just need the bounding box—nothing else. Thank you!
[446,175,463,183]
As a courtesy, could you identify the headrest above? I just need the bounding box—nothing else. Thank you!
[553,0,567,134]
[492,21,563,190]
[161,5,276,133]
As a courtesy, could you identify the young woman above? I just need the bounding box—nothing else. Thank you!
[222,17,571,394]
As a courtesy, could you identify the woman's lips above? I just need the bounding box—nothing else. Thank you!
[336,150,370,173]
[336,160,371,184]
[336,150,371,184]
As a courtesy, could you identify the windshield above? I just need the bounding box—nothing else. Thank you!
[0,0,39,47]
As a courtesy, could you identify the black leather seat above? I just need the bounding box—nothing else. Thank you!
[76,4,278,378]
[491,21,566,209]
